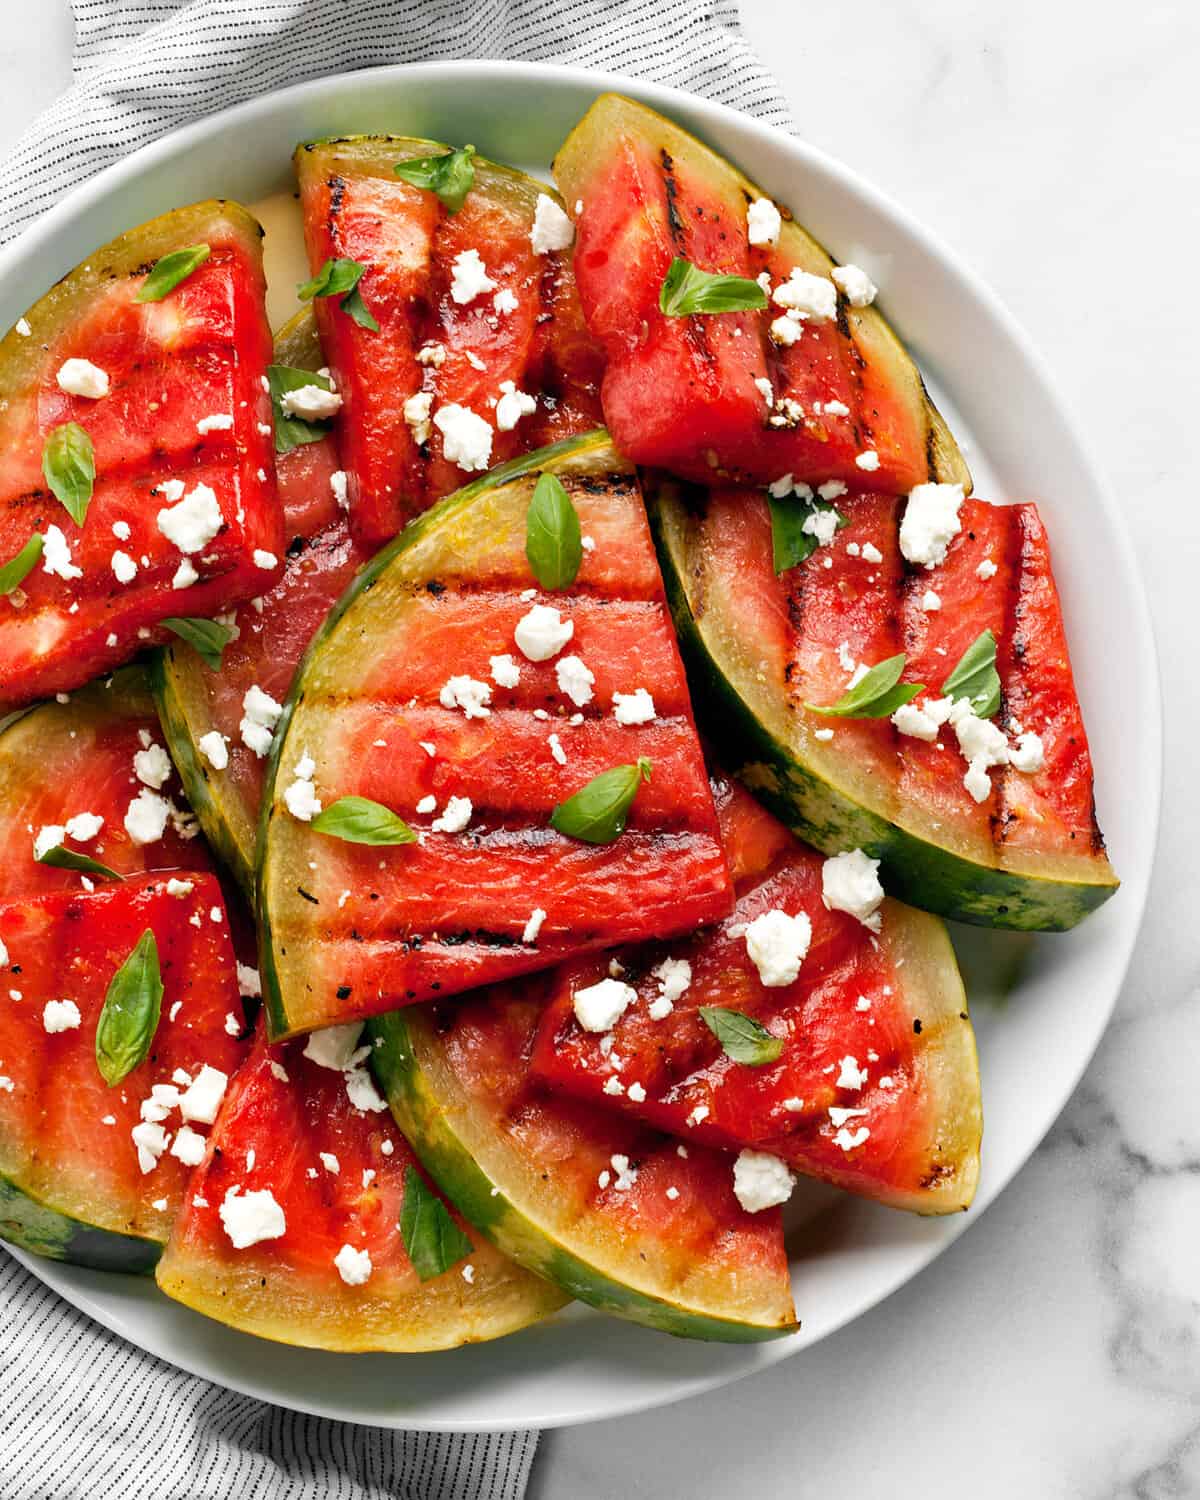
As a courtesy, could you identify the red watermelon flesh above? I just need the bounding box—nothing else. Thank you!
[553,93,967,494]
[530,777,981,1212]
[155,1021,563,1350]
[0,873,249,1246]
[294,137,603,547]
[0,201,282,710]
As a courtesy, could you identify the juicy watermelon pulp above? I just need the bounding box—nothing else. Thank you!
[259,433,734,1038]
[295,137,604,547]
[0,873,248,1270]
[371,986,797,1340]
[155,1022,565,1350]
[554,94,968,495]
[650,479,1117,929]
[530,777,981,1213]
[0,201,282,711]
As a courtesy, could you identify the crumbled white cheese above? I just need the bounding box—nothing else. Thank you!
[489,653,521,689]
[239,684,283,758]
[403,389,433,445]
[652,958,692,1008]
[821,849,884,931]
[772,268,837,322]
[157,482,224,557]
[134,743,172,790]
[319,1151,340,1176]
[14,318,31,337]
[573,977,637,1033]
[892,700,941,742]
[899,483,964,569]
[555,654,595,707]
[433,402,493,471]
[514,603,573,661]
[921,589,941,612]
[253,549,278,570]
[438,674,492,719]
[769,313,802,347]
[334,1243,372,1285]
[131,1120,169,1174]
[42,524,83,581]
[284,775,322,822]
[170,1125,207,1167]
[746,197,782,247]
[548,733,567,765]
[42,999,81,1033]
[56,358,110,399]
[855,449,880,472]
[495,380,537,432]
[450,247,497,304]
[280,384,342,420]
[416,795,437,815]
[304,1022,364,1072]
[179,1064,228,1125]
[219,1185,286,1249]
[197,412,234,435]
[744,909,812,988]
[531,194,575,254]
[172,559,199,589]
[611,688,656,726]
[802,507,840,548]
[818,480,848,502]
[834,1125,871,1152]
[236,963,261,999]
[523,908,547,944]
[110,550,137,584]
[493,288,518,315]
[64,811,103,843]
[197,730,229,770]
[431,795,472,834]
[836,1054,868,1090]
[733,1150,794,1213]
[830,263,878,307]
[976,557,998,581]
[345,1066,388,1114]
[860,542,883,564]
[1010,731,1046,774]
[124,789,171,845]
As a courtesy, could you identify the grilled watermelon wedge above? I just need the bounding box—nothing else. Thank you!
[0,200,283,711]
[554,93,967,495]
[259,432,733,1038]
[0,666,215,901]
[530,776,981,1214]
[156,1021,565,1350]
[650,479,1117,930]
[153,311,370,901]
[370,990,797,1342]
[294,135,604,547]
[0,874,249,1272]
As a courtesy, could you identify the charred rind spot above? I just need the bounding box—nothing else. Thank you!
[919,1160,955,1189]
[659,149,686,244]
[336,984,351,999]
[424,579,446,596]
[912,1018,923,1034]
[328,175,347,220]
[437,929,520,950]
[286,534,307,558]
[296,886,319,905]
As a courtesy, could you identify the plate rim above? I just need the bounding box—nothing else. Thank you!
[0,56,1162,1432]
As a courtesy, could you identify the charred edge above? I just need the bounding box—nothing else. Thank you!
[328,175,347,221]
[659,148,717,372]
[920,373,941,480]
[991,505,1026,850]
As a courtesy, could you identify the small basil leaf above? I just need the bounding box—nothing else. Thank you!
[805,653,925,719]
[941,628,1001,720]
[550,758,652,845]
[163,616,234,672]
[659,257,768,318]
[0,534,44,595]
[311,796,417,846]
[267,364,334,454]
[42,422,95,526]
[393,145,477,214]
[525,472,582,589]
[297,257,365,301]
[399,1164,474,1281]
[35,845,124,881]
[699,1006,784,1066]
[768,497,848,574]
[95,930,163,1086]
[136,243,211,302]
[339,284,380,332]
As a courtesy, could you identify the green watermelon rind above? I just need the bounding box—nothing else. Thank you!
[0,1172,160,1275]
[256,428,619,1040]
[648,487,1118,932]
[368,1009,798,1343]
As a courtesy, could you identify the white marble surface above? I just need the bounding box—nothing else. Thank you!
[3,4,1196,1496]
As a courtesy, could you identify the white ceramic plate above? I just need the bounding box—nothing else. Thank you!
[0,61,1160,1432]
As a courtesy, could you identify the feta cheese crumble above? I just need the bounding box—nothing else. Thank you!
[976,557,998,581]
[219,1186,286,1249]
[134,743,172,790]
[514,603,574,661]
[239,684,283,757]
[56,358,110,399]
[124,789,171,845]
[431,795,472,834]
[899,483,965,569]
[573,977,637,1033]
[111,550,137,584]
[744,909,812,988]
[732,1150,794,1213]
[179,1065,228,1124]
[746,197,782,247]
[157,482,223,556]
[523,908,547,944]
[42,525,82,581]
[821,849,884,932]
[403,389,433,445]
[198,730,229,770]
[170,1126,207,1167]
[42,999,82,1033]
[612,688,656,725]
[531,194,575,254]
[495,380,537,431]
[304,1022,364,1073]
[493,288,518,315]
[438,674,492,719]
[280,384,342,421]
[63,811,103,843]
[555,654,595,707]
[450,247,497,303]
[334,1244,372,1285]
[830,263,878,307]
[772,268,837,322]
[489,653,521,689]
[432,403,493,471]
[196,412,234,435]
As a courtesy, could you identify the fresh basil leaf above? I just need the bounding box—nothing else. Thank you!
[297,257,365,301]
[550,758,652,845]
[311,796,417,846]
[768,497,848,573]
[393,145,477,213]
[805,653,925,719]
[267,364,334,455]
[659,257,768,318]
[399,1164,474,1281]
[941,628,1001,719]
[42,422,95,526]
[699,1006,784,1066]
[0,534,43,595]
[163,616,234,672]
[525,472,582,589]
[35,845,124,881]
[95,930,163,1086]
[135,243,211,303]
[339,284,380,332]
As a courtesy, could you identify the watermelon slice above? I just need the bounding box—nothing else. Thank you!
[553,93,967,495]
[0,873,249,1272]
[529,776,981,1214]
[259,432,733,1039]
[370,988,797,1341]
[0,667,215,902]
[153,310,371,900]
[0,200,283,711]
[294,136,603,547]
[650,477,1118,929]
[155,1021,565,1350]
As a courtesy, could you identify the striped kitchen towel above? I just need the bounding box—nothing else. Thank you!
[0,3,791,1497]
